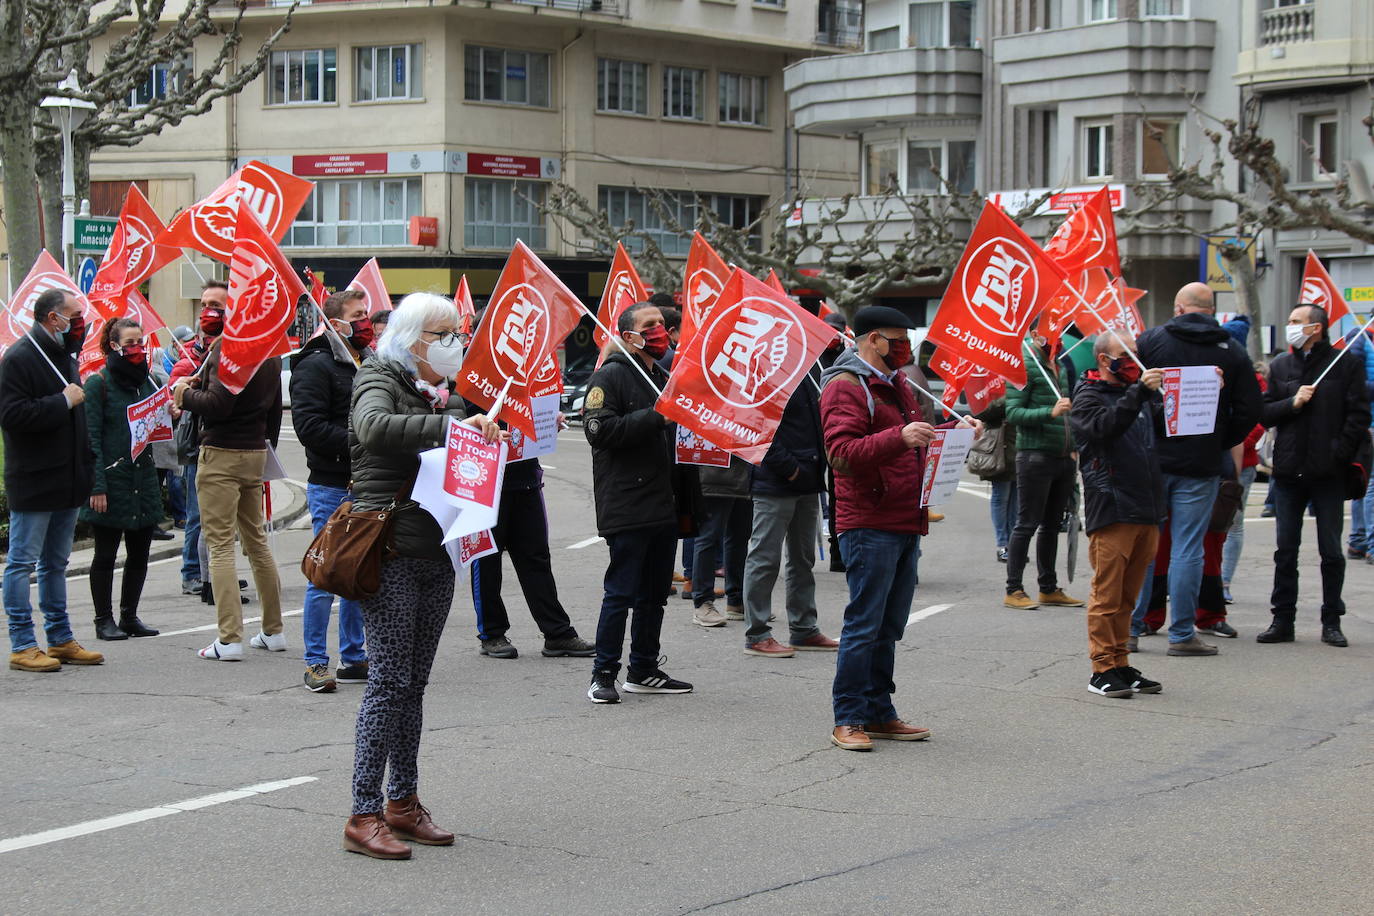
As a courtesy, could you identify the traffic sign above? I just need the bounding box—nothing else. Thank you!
[77,257,98,294]
[74,216,117,253]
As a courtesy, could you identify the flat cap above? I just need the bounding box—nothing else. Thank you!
[852,305,915,336]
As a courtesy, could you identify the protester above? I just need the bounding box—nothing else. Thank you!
[1,288,103,672]
[1221,367,1268,603]
[1341,326,1374,558]
[343,292,504,859]
[164,327,195,529]
[1257,305,1370,648]
[650,298,692,597]
[1071,335,1166,698]
[82,318,164,641]
[1003,334,1081,610]
[691,457,752,627]
[819,312,850,571]
[1131,282,1262,656]
[741,363,839,657]
[821,305,976,750]
[370,309,392,336]
[174,305,284,662]
[584,301,698,704]
[290,289,374,692]
[973,396,1017,562]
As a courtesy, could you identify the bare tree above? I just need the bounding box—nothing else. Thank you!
[1,0,294,274]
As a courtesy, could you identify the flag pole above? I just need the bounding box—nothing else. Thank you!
[1026,347,1063,398]
[903,375,972,424]
[1058,281,1147,370]
[1313,313,1374,386]
[575,301,663,394]
[485,377,515,422]
[24,335,73,386]
[1059,334,1091,360]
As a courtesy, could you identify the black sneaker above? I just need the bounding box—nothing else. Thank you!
[1321,626,1349,648]
[542,635,596,657]
[1116,665,1162,694]
[479,636,518,659]
[1088,669,1133,698]
[335,661,369,683]
[587,670,620,704]
[623,662,693,695]
[1197,621,1238,638]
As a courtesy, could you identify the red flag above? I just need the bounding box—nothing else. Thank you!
[220,202,305,394]
[1300,250,1350,324]
[346,257,391,315]
[89,184,178,319]
[679,232,730,349]
[125,289,169,337]
[657,269,836,464]
[454,241,586,440]
[304,267,329,308]
[593,242,649,348]
[925,202,1068,388]
[1044,185,1121,278]
[159,161,313,263]
[817,300,836,321]
[0,251,91,362]
[454,275,476,336]
[929,348,1004,415]
[1048,268,1146,341]
[764,269,787,296]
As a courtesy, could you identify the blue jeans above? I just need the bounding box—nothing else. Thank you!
[692,496,751,607]
[1132,474,1218,643]
[167,468,186,523]
[181,463,201,585]
[833,528,920,727]
[5,508,80,652]
[1350,494,1367,552]
[989,478,1018,549]
[1221,466,1257,584]
[1363,464,1374,554]
[303,483,366,667]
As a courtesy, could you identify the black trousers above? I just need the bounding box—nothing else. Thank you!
[1005,452,1076,594]
[1271,475,1345,623]
[469,485,576,641]
[89,524,156,617]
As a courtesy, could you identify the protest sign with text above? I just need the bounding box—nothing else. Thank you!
[1161,366,1221,437]
[127,386,174,461]
[458,529,499,567]
[507,393,561,463]
[919,427,975,507]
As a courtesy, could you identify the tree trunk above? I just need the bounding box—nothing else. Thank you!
[1222,241,1263,362]
[0,96,43,284]
[36,137,61,260]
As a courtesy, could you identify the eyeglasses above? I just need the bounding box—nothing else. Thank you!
[421,329,459,346]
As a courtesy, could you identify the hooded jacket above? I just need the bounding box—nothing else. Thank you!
[1070,371,1166,534]
[291,334,364,489]
[819,347,932,536]
[1261,340,1371,480]
[0,329,94,511]
[1135,312,1262,478]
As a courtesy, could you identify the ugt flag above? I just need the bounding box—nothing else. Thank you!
[678,231,730,349]
[656,269,835,464]
[1043,185,1121,278]
[592,242,649,349]
[1039,267,1146,347]
[220,202,305,393]
[1,251,90,362]
[159,160,313,263]
[347,257,391,315]
[1300,250,1350,324]
[89,183,178,319]
[925,202,1068,388]
[930,347,1005,416]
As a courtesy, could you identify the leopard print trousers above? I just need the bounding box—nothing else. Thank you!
[351,555,454,815]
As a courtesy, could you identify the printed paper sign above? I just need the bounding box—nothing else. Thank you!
[262,442,288,481]
[458,529,499,567]
[127,386,173,461]
[444,417,507,505]
[1161,366,1221,437]
[675,425,732,468]
[919,427,975,507]
[507,394,560,464]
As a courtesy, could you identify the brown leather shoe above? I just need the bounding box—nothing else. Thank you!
[830,725,873,751]
[384,795,455,846]
[47,640,103,665]
[865,719,932,741]
[743,637,794,658]
[792,633,840,651]
[10,647,61,672]
[343,813,412,859]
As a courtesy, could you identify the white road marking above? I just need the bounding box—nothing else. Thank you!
[906,603,954,628]
[154,607,305,638]
[541,465,557,470]
[956,483,992,500]
[0,776,318,855]
[566,536,605,550]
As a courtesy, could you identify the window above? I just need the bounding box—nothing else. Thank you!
[465,179,547,250]
[599,186,697,257]
[130,54,191,106]
[464,46,551,107]
[1140,118,1181,178]
[597,58,649,115]
[355,44,422,101]
[718,73,767,126]
[286,177,421,247]
[1086,0,1117,21]
[1143,0,1186,16]
[907,139,975,193]
[1083,122,1114,180]
[663,66,706,121]
[908,1,975,47]
[710,194,764,250]
[268,49,336,105]
[1299,114,1338,182]
[865,143,899,195]
[868,26,900,50]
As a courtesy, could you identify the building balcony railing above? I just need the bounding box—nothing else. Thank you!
[785,46,982,134]
[816,2,864,49]
[1260,3,1315,46]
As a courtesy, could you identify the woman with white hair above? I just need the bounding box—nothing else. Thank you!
[343,292,503,860]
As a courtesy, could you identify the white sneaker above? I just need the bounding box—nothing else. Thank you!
[198,639,243,661]
[249,631,287,652]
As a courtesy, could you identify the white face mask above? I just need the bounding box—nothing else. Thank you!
[1285,324,1312,348]
[418,336,465,379]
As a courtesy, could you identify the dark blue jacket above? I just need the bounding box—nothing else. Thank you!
[751,365,825,496]
[1071,371,1165,534]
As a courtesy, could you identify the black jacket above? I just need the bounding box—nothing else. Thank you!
[462,399,544,492]
[1070,372,1166,534]
[0,330,94,511]
[1135,313,1262,477]
[290,336,360,488]
[751,366,826,496]
[584,352,699,536]
[1261,341,1371,480]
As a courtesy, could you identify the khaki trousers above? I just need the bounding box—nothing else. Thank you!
[197,446,282,644]
[1086,522,1158,673]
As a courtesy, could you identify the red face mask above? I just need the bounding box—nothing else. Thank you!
[638,325,671,359]
[349,318,375,351]
[118,343,146,365]
[882,337,912,371]
[200,309,225,336]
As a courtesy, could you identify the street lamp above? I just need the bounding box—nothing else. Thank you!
[40,71,97,273]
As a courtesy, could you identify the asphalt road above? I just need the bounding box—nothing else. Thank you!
[4,422,1372,914]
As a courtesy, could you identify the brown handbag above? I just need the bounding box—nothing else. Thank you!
[300,488,406,601]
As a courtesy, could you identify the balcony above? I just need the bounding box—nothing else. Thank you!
[1236,2,1374,90]
[1260,3,1315,45]
[816,1,864,50]
[993,17,1214,108]
[242,0,622,15]
[784,47,982,134]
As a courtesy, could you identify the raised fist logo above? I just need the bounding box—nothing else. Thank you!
[227,241,286,344]
[961,238,1038,336]
[703,299,805,409]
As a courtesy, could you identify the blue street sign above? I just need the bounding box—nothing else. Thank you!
[77,256,98,294]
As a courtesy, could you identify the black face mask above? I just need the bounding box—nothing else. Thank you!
[106,352,150,387]
[62,315,86,355]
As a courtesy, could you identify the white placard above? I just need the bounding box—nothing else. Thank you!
[919,427,976,508]
[1161,366,1221,438]
[507,393,560,463]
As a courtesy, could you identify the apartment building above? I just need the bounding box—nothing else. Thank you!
[73,0,858,327]
[785,0,1374,338]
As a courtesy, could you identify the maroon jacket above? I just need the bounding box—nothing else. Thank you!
[820,347,934,536]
